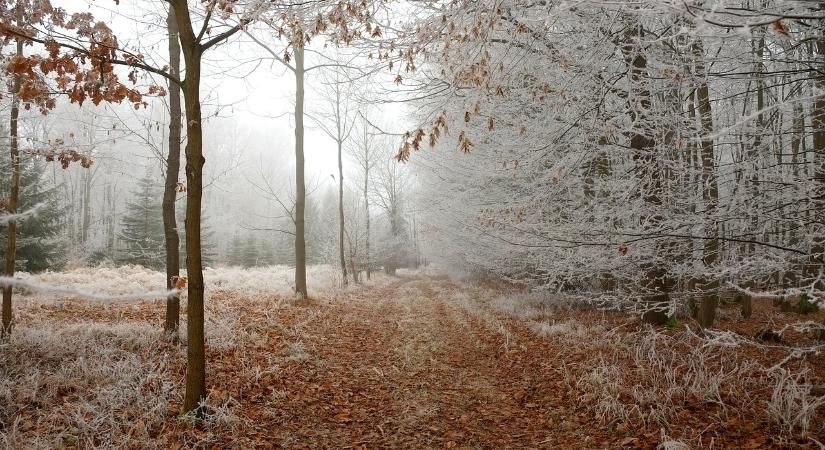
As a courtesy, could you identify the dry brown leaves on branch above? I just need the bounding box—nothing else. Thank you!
[22,145,93,169]
[1,0,165,114]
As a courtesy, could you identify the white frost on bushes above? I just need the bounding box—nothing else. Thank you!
[10,264,351,302]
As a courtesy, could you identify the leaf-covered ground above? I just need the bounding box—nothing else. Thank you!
[2,270,824,448]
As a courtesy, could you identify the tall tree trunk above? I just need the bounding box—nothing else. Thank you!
[694,40,720,329]
[364,168,370,280]
[171,0,206,414]
[623,23,670,325]
[386,205,398,276]
[105,183,116,257]
[1,34,22,339]
[363,120,371,281]
[294,46,308,298]
[810,29,825,317]
[346,232,359,284]
[749,32,766,255]
[81,170,92,244]
[163,7,182,339]
[338,138,348,286]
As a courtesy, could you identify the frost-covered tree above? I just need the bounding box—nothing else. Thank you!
[373,149,410,275]
[395,0,825,326]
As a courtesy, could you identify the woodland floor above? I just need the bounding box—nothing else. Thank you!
[2,270,825,449]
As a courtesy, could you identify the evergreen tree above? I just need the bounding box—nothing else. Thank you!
[226,231,271,268]
[0,154,65,272]
[177,204,217,267]
[118,170,165,269]
[241,234,260,267]
[272,230,293,265]
[304,192,326,264]
[257,235,277,266]
[227,232,244,267]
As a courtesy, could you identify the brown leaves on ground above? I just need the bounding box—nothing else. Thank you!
[4,274,825,448]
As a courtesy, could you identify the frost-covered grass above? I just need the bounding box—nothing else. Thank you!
[204,264,345,298]
[4,267,822,448]
[1,264,400,448]
[467,288,825,447]
[0,322,174,449]
[11,264,379,305]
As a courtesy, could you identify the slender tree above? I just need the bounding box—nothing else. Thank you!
[1,22,22,338]
[311,69,358,285]
[294,45,308,297]
[163,6,183,339]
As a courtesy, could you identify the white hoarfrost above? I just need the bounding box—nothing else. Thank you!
[0,323,172,449]
[8,264,348,302]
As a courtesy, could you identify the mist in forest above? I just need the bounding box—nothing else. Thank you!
[1,1,825,448]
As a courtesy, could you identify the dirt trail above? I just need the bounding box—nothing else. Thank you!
[206,273,601,449]
[8,272,823,448]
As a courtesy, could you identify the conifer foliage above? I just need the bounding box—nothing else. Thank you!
[118,170,164,269]
[0,152,64,272]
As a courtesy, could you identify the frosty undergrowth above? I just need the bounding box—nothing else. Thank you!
[12,264,350,301]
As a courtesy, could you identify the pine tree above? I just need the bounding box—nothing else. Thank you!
[227,232,244,267]
[241,234,259,267]
[177,205,217,267]
[226,231,267,267]
[118,170,165,269]
[0,154,65,272]
[257,236,277,266]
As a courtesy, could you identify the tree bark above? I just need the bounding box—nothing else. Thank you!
[171,0,206,414]
[811,20,825,339]
[363,120,371,281]
[749,32,766,255]
[1,34,22,339]
[338,137,348,286]
[294,46,308,298]
[622,24,669,325]
[105,183,116,257]
[386,204,398,276]
[364,164,370,280]
[81,169,92,244]
[695,40,720,329]
[163,6,182,339]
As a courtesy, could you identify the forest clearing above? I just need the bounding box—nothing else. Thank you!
[2,266,824,448]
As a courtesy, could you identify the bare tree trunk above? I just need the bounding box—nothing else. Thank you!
[749,32,766,255]
[364,127,371,280]
[163,7,182,339]
[294,46,308,298]
[347,232,359,284]
[171,0,207,415]
[386,205,398,276]
[1,34,22,339]
[695,40,720,329]
[364,182,370,280]
[412,213,419,268]
[81,169,92,244]
[338,138,348,286]
[810,28,825,340]
[623,23,669,325]
[105,183,116,257]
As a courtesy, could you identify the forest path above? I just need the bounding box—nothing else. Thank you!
[201,273,600,449]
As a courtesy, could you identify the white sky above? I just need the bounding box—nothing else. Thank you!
[62,0,408,183]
